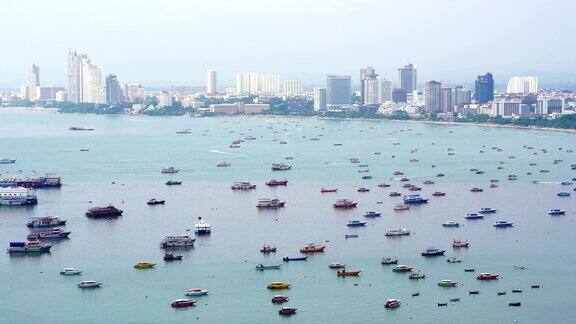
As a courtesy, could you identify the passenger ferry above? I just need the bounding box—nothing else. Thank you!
[27,228,71,240]
[257,198,286,208]
[0,187,38,206]
[160,235,196,248]
[231,181,256,190]
[333,199,357,208]
[403,194,429,204]
[194,217,211,235]
[266,179,288,186]
[271,163,292,171]
[0,174,61,188]
[7,240,51,253]
[385,228,410,237]
[85,205,123,218]
[27,216,67,228]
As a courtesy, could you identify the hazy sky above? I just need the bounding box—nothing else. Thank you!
[1,0,575,89]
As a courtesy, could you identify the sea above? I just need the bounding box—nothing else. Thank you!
[0,108,575,323]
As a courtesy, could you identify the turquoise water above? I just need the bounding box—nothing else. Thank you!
[1,109,575,323]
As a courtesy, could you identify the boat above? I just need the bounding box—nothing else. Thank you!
[77,281,102,289]
[478,207,497,214]
[134,262,156,269]
[477,273,499,280]
[27,216,66,228]
[229,144,241,148]
[388,192,402,197]
[400,177,410,182]
[361,175,372,180]
[272,295,289,304]
[300,244,325,253]
[194,217,211,235]
[512,289,522,293]
[384,299,401,309]
[561,181,573,185]
[283,256,308,262]
[531,285,541,288]
[321,188,338,193]
[0,158,16,164]
[6,240,51,253]
[381,257,399,265]
[393,171,404,176]
[409,186,422,191]
[436,173,445,177]
[337,270,361,277]
[347,220,367,227]
[385,228,410,237]
[423,180,435,185]
[278,307,297,316]
[452,240,469,248]
[548,209,566,215]
[69,127,94,131]
[469,290,480,295]
[147,198,165,205]
[490,183,498,188]
[493,221,514,228]
[27,228,71,240]
[392,265,412,273]
[231,181,256,190]
[271,163,292,171]
[216,161,230,167]
[260,244,277,253]
[357,187,370,193]
[267,282,291,289]
[0,187,38,206]
[176,129,192,134]
[377,183,391,188]
[403,195,428,204]
[363,211,381,218]
[163,252,183,261]
[161,167,179,174]
[165,180,182,186]
[442,221,460,227]
[465,213,484,220]
[85,205,123,218]
[470,187,483,192]
[185,288,208,296]
[328,262,346,269]
[432,191,446,196]
[266,179,288,186]
[421,247,446,256]
[446,257,462,263]
[412,292,420,297]
[333,199,357,208]
[393,204,410,211]
[508,302,521,307]
[450,298,460,302]
[557,192,571,197]
[160,235,196,248]
[345,234,358,239]
[0,175,62,189]
[171,299,196,308]
[409,272,425,279]
[437,279,457,287]
[60,268,82,275]
[257,198,286,208]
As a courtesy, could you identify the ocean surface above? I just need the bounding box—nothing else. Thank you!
[1,109,575,323]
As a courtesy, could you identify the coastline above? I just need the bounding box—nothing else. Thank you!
[415,119,576,134]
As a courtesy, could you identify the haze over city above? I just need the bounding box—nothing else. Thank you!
[2,0,576,89]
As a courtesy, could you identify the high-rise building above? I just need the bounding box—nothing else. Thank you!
[236,73,259,95]
[157,91,173,108]
[283,80,303,95]
[360,66,377,104]
[206,70,217,94]
[398,63,417,92]
[28,64,40,86]
[424,80,442,113]
[105,74,125,104]
[536,97,564,115]
[80,58,103,103]
[493,99,524,117]
[260,74,280,94]
[392,88,407,103]
[67,49,87,103]
[474,73,494,103]
[363,78,379,105]
[454,86,472,106]
[326,75,351,109]
[441,87,454,112]
[122,84,145,102]
[377,78,392,103]
[313,87,327,111]
[506,76,538,94]
[19,64,41,100]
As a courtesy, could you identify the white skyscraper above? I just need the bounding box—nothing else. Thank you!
[80,58,103,103]
[206,70,217,94]
[506,76,538,94]
[260,74,280,94]
[28,64,40,86]
[377,78,392,103]
[313,87,327,111]
[283,80,303,95]
[236,73,259,95]
[363,78,380,105]
[67,49,87,103]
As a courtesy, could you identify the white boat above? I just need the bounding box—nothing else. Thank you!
[27,216,67,228]
[217,161,231,167]
[271,163,292,171]
[161,167,179,174]
[231,181,256,190]
[0,158,16,164]
[0,187,38,206]
[77,281,102,288]
[257,198,286,208]
[60,268,82,275]
[194,217,211,235]
[160,235,196,248]
[185,288,209,296]
[385,228,410,237]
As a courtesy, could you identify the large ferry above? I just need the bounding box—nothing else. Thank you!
[0,187,38,206]
[27,216,67,228]
[160,235,196,248]
[7,240,51,253]
[0,175,61,188]
[27,228,71,240]
[231,181,257,190]
[85,205,123,218]
[257,198,286,208]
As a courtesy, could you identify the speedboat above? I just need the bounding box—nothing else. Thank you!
[231,181,257,190]
[147,198,165,205]
[0,158,16,164]
[493,221,514,228]
[134,262,156,269]
[271,163,292,171]
[164,252,183,261]
[271,295,289,304]
[347,220,367,227]
[60,268,82,275]
[267,282,291,289]
[446,257,462,263]
[337,270,361,277]
[283,256,308,262]
[266,179,288,186]
[278,307,297,316]
[437,279,457,287]
[421,247,446,256]
[77,281,102,288]
[165,180,182,185]
[479,207,497,214]
[409,272,425,279]
[442,221,460,228]
[557,192,571,197]
[392,265,412,273]
[171,299,196,309]
[194,217,211,235]
[357,187,370,192]
[385,228,410,237]
[381,257,399,265]
[363,211,381,218]
[452,240,469,248]
[345,234,358,239]
[384,299,401,309]
[377,183,391,188]
[432,191,446,196]
[216,161,231,167]
[465,213,484,220]
[423,180,435,185]
[548,209,566,215]
[185,288,209,296]
[300,244,325,253]
[328,262,346,269]
[477,273,499,280]
[260,244,277,253]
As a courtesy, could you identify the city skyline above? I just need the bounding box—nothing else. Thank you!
[2,0,576,89]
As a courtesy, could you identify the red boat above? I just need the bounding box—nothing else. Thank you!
[321,188,338,193]
[272,295,289,304]
[85,205,123,218]
[333,199,357,208]
[171,299,196,308]
[477,273,499,280]
[266,179,288,186]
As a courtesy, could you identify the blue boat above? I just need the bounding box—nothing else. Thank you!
[363,211,381,218]
[465,213,484,220]
[421,247,446,256]
[557,192,571,197]
[361,175,372,180]
[403,195,429,204]
[283,256,308,262]
[493,221,514,228]
[347,220,367,227]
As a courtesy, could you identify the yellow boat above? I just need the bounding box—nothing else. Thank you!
[267,282,291,290]
[134,262,156,269]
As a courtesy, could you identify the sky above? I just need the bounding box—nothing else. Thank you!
[1,0,575,89]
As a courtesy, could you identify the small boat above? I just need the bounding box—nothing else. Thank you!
[165,180,182,185]
[469,291,480,295]
[531,285,541,289]
[450,298,460,302]
[493,221,514,228]
[465,213,484,220]
[69,127,94,131]
[421,248,446,257]
[0,158,16,164]
[171,299,196,309]
[470,187,484,192]
[403,195,428,204]
[27,216,67,228]
[134,262,156,269]
[377,183,391,188]
[194,217,211,235]
[363,211,381,218]
[452,240,469,248]
[257,198,286,208]
[337,270,361,277]
[400,177,410,182]
[300,244,325,253]
[436,173,445,177]
[442,221,460,228]
[345,234,358,239]
[389,192,402,197]
[283,256,308,262]
[267,282,291,289]
[490,183,498,188]
[464,269,475,272]
[271,163,292,171]
[385,228,410,237]
[278,307,297,316]
[357,187,370,192]
[161,167,179,174]
[512,289,522,293]
[185,288,209,296]
[216,161,231,167]
[266,179,288,186]
[160,235,195,248]
[321,188,338,193]
[231,181,256,190]
[548,209,566,215]
[508,302,521,307]
[412,292,420,297]
[381,257,399,265]
[176,129,192,134]
[409,272,425,279]
[393,204,409,211]
[409,186,422,191]
[147,198,165,205]
[446,257,462,263]
[27,228,71,240]
[423,180,435,185]
[163,252,183,261]
[77,281,101,288]
[271,295,289,304]
[437,279,457,287]
[384,299,401,309]
[392,265,412,273]
[478,207,497,214]
[347,220,367,227]
[557,192,571,197]
[497,292,507,296]
[477,273,499,280]
[561,181,573,185]
[60,268,82,275]
[328,262,346,269]
[432,191,446,196]
[438,303,448,307]
[260,244,277,253]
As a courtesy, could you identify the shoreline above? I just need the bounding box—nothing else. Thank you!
[415,119,576,134]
